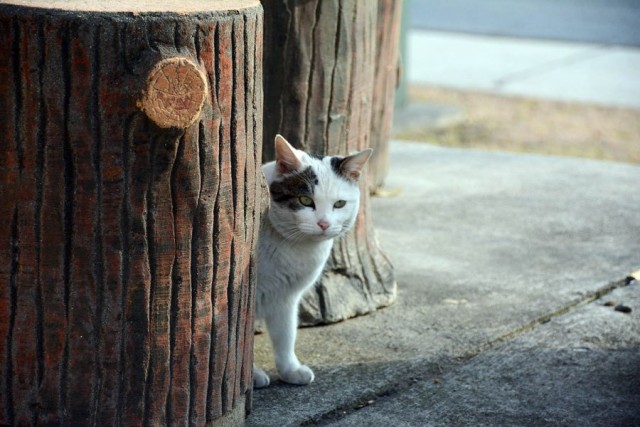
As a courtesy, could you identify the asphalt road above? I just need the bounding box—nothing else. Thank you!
[409,0,640,47]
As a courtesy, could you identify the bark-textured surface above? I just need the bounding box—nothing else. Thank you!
[262,0,396,326]
[0,1,263,425]
[369,0,403,192]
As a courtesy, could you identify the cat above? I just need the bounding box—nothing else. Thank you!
[253,134,372,388]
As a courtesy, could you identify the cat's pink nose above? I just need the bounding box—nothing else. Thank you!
[317,220,330,231]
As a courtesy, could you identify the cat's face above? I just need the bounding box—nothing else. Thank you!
[264,135,372,243]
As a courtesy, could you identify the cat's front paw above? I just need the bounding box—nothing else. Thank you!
[279,364,315,385]
[253,366,271,389]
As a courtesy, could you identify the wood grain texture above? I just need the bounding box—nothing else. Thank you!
[369,0,403,191]
[0,3,263,426]
[262,0,396,326]
[139,57,208,129]
[0,0,260,13]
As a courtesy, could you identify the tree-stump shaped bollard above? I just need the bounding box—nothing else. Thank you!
[369,0,404,192]
[0,1,263,425]
[262,0,396,325]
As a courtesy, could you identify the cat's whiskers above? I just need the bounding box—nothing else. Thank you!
[280,226,307,244]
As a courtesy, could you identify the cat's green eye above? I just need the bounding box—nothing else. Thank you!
[333,200,346,209]
[299,196,314,207]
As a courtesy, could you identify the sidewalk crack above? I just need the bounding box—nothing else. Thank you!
[493,45,613,90]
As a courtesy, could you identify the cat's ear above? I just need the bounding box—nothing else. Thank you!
[338,148,373,181]
[275,134,302,175]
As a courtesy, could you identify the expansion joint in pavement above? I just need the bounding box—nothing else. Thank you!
[298,275,634,426]
[471,276,634,355]
[492,45,611,89]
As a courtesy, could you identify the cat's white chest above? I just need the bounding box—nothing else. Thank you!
[258,234,332,295]
[286,240,333,283]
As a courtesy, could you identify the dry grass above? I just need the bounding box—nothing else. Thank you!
[394,85,640,164]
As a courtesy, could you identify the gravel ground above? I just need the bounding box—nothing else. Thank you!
[394,85,640,164]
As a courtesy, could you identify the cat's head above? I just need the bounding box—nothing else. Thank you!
[264,134,372,242]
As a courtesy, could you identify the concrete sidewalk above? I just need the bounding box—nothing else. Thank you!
[407,30,640,109]
[247,141,640,426]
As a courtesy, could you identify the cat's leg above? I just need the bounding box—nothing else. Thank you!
[253,364,270,388]
[265,296,314,385]
[253,304,271,388]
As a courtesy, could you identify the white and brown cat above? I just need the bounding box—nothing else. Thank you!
[254,135,372,388]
